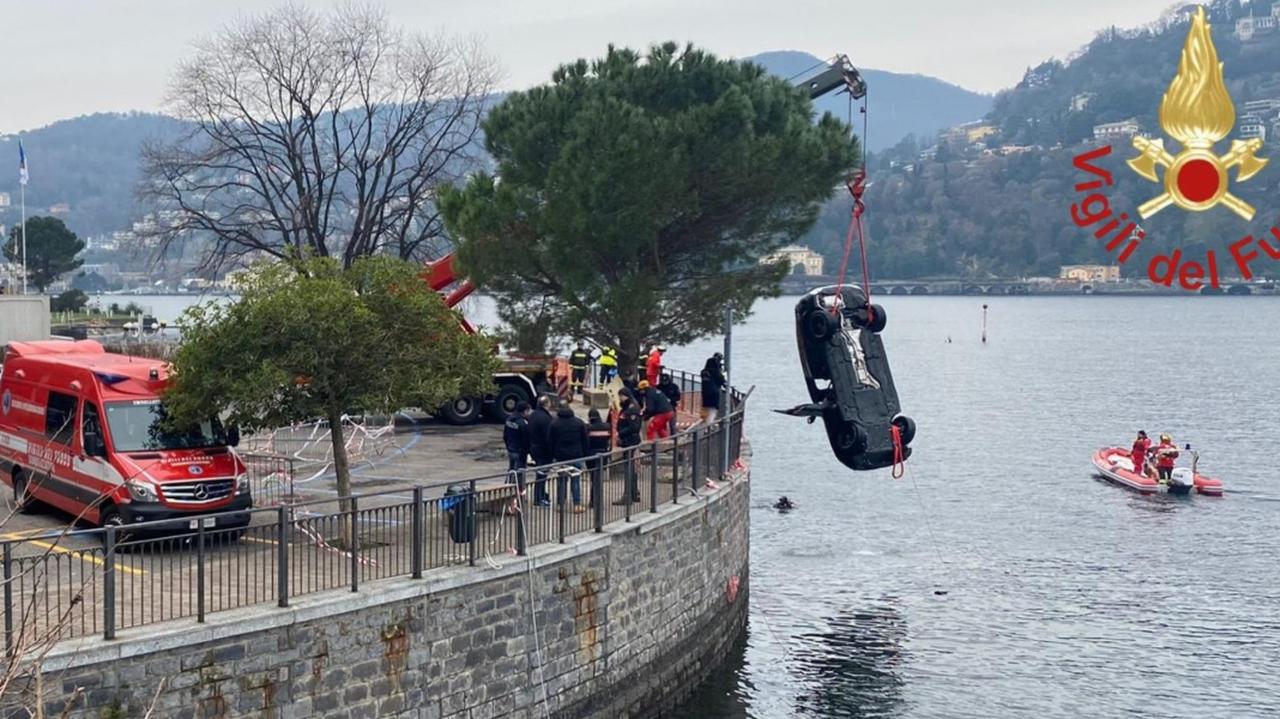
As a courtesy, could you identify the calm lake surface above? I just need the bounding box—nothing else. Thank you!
[137,293,1280,718]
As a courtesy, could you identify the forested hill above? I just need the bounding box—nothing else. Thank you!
[748,51,992,152]
[800,1,1280,279]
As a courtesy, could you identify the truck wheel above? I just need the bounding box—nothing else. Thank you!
[440,396,483,425]
[494,384,530,417]
[892,415,917,445]
[805,309,837,342]
[12,471,33,514]
[853,304,888,333]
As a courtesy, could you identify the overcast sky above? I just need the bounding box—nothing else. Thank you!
[2,0,1179,134]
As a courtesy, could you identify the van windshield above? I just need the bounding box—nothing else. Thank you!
[104,400,227,453]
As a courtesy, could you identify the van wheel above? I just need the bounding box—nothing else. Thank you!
[805,310,838,342]
[98,506,133,548]
[12,471,33,514]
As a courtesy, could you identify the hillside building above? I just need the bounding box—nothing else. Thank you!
[0,192,9,208]
[1243,98,1280,117]
[1093,119,1141,142]
[49,203,71,215]
[763,245,824,276]
[1070,93,1095,112]
[1235,3,1280,41]
[1239,114,1268,142]
[940,120,996,147]
[1059,264,1121,283]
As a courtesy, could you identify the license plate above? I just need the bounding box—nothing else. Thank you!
[188,517,217,529]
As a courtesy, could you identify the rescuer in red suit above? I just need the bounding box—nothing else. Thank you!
[1131,430,1152,478]
[1153,433,1180,483]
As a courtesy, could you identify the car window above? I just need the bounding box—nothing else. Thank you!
[45,391,78,446]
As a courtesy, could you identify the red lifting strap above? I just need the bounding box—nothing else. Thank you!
[831,169,874,322]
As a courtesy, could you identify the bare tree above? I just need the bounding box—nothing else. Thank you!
[139,3,498,270]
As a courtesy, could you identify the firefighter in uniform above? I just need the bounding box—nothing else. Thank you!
[568,341,594,395]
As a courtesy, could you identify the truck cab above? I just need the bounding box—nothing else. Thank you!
[0,340,251,538]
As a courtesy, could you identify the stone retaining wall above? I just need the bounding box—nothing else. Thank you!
[23,470,750,719]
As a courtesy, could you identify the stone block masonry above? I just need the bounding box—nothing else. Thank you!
[21,470,750,718]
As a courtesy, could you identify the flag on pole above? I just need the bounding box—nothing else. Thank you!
[18,139,28,186]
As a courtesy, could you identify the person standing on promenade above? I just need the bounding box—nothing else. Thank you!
[586,409,612,508]
[700,352,725,424]
[528,396,556,506]
[503,401,532,491]
[568,340,594,395]
[613,398,643,505]
[548,406,589,512]
[657,373,682,436]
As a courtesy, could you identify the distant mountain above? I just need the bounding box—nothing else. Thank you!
[747,51,993,152]
[0,113,190,242]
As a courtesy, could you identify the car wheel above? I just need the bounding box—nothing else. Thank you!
[892,415,917,445]
[12,471,33,514]
[853,304,888,333]
[835,424,867,454]
[98,506,133,548]
[440,396,483,425]
[805,310,838,342]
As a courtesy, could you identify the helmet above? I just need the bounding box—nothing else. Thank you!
[638,380,650,389]
[1160,433,1172,443]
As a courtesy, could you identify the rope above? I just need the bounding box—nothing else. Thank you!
[831,89,874,322]
[890,424,905,479]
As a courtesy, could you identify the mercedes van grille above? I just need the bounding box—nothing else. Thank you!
[160,479,235,504]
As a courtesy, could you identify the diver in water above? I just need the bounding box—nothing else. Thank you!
[773,496,795,511]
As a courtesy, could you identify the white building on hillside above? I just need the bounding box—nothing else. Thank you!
[763,245,825,276]
[1093,119,1141,142]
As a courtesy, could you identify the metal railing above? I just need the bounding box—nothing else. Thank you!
[0,371,745,650]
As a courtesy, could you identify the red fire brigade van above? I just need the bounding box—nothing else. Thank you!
[0,340,251,538]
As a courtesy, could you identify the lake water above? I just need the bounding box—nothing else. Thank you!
[669,295,1280,719]
[134,294,1280,718]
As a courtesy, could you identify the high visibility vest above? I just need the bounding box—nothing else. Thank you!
[599,348,618,367]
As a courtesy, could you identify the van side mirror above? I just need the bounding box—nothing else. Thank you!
[226,425,241,447]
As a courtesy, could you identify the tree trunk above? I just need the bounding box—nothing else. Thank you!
[329,407,353,513]
[616,335,642,378]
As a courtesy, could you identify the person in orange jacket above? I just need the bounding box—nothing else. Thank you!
[645,345,665,388]
[1153,433,1180,483]
[1131,430,1152,478]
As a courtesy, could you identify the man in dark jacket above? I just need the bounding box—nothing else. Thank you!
[700,352,725,423]
[657,373,682,436]
[527,396,556,506]
[640,380,674,441]
[586,409,612,508]
[613,398,643,505]
[547,406,588,511]
[503,402,532,490]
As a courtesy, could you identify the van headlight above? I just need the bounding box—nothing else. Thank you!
[236,473,251,495]
[126,480,159,502]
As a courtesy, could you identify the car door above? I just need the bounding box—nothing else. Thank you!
[74,400,122,523]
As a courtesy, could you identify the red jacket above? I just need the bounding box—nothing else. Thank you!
[1131,437,1151,467]
[1154,440,1179,469]
[645,350,663,386]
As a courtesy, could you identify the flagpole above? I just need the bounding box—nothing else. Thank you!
[20,180,26,294]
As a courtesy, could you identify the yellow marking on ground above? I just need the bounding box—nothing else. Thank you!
[240,536,278,546]
[2,533,146,575]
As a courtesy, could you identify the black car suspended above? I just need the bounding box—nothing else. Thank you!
[778,285,915,471]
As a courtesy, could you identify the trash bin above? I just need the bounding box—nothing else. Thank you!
[443,484,475,544]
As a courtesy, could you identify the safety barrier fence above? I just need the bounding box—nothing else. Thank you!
[0,374,744,653]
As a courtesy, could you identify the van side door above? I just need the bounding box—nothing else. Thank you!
[33,390,82,514]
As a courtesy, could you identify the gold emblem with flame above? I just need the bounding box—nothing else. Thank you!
[1128,6,1267,220]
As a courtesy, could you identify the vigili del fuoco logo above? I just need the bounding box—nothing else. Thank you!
[1069,6,1280,292]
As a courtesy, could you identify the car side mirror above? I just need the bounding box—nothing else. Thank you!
[226,425,241,447]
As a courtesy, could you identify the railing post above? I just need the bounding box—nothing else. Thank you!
[349,496,360,592]
[558,470,567,544]
[411,487,424,579]
[649,442,659,514]
[671,435,680,505]
[3,542,12,656]
[103,526,116,640]
[196,521,206,623]
[468,480,478,567]
[691,427,701,495]
[593,458,604,533]
[516,493,528,556]
[624,450,633,523]
[277,506,289,608]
